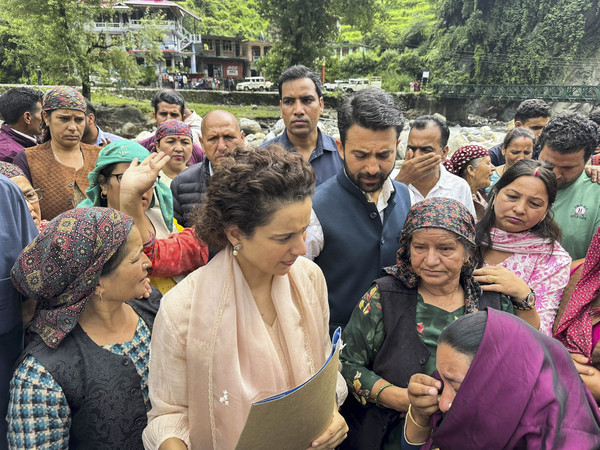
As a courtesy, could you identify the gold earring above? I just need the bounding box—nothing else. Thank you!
[100,191,107,199]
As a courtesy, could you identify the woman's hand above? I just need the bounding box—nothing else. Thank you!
[473,266,540,329]
[307,408,348,449]
[571,353,600,402]
[473,266,530,301]
[120,152,170,197]
[407,373,440,421]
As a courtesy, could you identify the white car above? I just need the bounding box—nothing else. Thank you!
[235,76,273,92]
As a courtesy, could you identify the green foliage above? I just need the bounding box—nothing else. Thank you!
[0,0,165,99]
[428,0,600,84]
[256,0,378,80]
[185,0,268,39]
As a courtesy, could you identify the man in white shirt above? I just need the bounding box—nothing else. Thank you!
[395,115,476,216]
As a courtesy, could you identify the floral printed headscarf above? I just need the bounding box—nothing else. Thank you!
[41,86,86,114]
[155,119,193,142]
[0,161,26,178]
[11,207,133,348]
[384,198,482,312]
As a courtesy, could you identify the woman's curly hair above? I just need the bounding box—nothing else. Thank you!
[194,145,316,249]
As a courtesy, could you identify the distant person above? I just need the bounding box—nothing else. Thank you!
[81,98,123,147]
[444,144,494,220]
[487,127,535,193]
[35,66,42,86]
[488,99,551,166]
[261,65,343,186]
[170,109,245,227]
[12,86,101,221]
[0,175,37,450]
[538,113,600,260]
[395,115,476,216]
[138,89,203,162]
[154,120,194,187]
[24,67,31,85]
[306,88,411,333]
[0,87,43,162]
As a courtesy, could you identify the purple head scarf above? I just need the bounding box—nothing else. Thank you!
[384,197,482,312]
[424,309,600,449]
[11,207,133,348]
[155,119,192,143]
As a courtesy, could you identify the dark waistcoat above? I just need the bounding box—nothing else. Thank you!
[313,170,410,333]
[340,276,503,449]
[25,291,161,450]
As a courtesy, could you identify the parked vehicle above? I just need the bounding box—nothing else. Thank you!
[341,77,382,93]
[235,76,273,92]
[324,79,348,92]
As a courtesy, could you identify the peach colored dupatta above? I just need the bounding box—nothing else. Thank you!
[187,249,331,449]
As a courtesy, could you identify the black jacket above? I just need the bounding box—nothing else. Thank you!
[170,159,211,227]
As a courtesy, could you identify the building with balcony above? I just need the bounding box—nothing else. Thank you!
[198,35,272,80]
[95,0,202,72]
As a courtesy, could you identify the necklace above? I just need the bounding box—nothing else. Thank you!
[52,147,84,169]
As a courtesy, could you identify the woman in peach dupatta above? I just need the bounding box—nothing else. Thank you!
[142,146,348,450]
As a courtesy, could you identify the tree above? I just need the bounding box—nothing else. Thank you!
[257,0,378,79]
[0,0,165,99]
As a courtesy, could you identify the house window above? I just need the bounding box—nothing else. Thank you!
[204,40,213,51]
[222,40,232,51]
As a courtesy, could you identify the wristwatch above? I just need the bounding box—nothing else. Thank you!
[511,289,536,311]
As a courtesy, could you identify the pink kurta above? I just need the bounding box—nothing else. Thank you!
[143,249,346,449]
[488,228,571,336]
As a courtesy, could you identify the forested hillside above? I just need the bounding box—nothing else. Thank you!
[183,0,600,89]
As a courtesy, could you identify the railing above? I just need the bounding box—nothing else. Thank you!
[433,84,600,102]
[94,20,176,30]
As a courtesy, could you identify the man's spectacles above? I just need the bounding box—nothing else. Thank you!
[24,188,43,203]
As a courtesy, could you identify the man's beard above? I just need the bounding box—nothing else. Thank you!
[344,160,390,193]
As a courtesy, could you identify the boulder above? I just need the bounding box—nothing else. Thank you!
[135,130,154,142]
[121,122,145,138]
[239,118,262,135]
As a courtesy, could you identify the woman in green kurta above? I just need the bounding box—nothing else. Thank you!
[339,198,540,449]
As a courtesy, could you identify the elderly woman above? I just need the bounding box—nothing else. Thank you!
[142,146,348,450]
[0,161,45,231]
[12,86,101,220]
[554,227,600,404]
[444,144,494,220]
[339,198,539,449]
[488,127,535,192]
[405,309,600,449]
[475,159,571,336]
[8,207,158,449]
[154,119,194,186]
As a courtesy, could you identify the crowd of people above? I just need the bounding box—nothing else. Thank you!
[1,64,600,449]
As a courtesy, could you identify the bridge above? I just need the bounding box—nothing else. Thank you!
[433,84,600,103]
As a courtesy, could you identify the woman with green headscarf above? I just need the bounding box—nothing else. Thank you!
[78,140,174,237]
[78,140,208,293]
